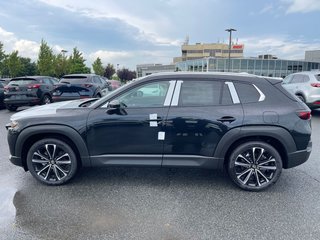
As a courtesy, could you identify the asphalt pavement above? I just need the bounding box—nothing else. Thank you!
[0,107,320,240]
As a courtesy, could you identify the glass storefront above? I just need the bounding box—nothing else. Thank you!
[175,57,320,78]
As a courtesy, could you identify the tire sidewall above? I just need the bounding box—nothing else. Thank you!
[228,141,282,191]
[27,138,78,185]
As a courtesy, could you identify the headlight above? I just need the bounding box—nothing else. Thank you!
[6,120,19,130]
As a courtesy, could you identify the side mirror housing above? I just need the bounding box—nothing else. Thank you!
[108,100,121,109]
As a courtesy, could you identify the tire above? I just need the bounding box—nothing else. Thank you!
[41,95,52,105]
[26,138,78,185]
[6,105,18,112]
[297,95,305,103]
[227,141,282,191]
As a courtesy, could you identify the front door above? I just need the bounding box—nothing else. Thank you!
[86,80,176,166]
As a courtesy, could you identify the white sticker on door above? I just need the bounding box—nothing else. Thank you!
[158,131,165,140]
[149,113,157,120]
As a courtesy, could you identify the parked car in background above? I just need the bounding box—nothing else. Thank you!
[107,79,121,91]
[4,76,57,111]
[0,82,5,108]
[0,78,11,86]
[282,71,320,109]
[52,74,108,102]
[6,72,312,191]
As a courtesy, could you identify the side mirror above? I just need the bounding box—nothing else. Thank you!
[108,99,121,109]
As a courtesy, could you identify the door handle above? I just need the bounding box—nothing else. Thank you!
[146,117,162,122]
[217,116,236,123]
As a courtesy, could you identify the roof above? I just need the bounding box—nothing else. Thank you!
[62,74,97,77]
[11,76,52,80]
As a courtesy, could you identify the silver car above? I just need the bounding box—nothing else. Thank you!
[282,71,320,109]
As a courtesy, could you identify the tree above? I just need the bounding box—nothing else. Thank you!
[37,39,55,76]
[92,57,104,76]
[69,47,90,74]
[104,63,115,79]
[117,68,136,83]
[53,53,70,78]
[0,42,6,77]
[7,51,22,77]
[19,57,37,76]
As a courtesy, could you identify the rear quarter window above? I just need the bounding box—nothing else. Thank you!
[315,74,320,81]
[234,82,260,103]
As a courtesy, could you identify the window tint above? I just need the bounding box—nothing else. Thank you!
[93,76,102,84]
[221,83,233,105]
[114,81,170,108]
[41,78,52,85]
[291,74,304,83]
[234,82,260,103]
[179,81,222,106]
[303,75,310,82]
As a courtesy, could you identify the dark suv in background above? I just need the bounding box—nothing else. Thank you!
[6,72,312,191]
[52,74,109,102]
[4,76,58,111]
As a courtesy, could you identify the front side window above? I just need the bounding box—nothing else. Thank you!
[113,81,170,108]
[291,74,304,83]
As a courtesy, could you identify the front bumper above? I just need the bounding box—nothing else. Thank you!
[286,140,312,168]
[9,155,23,167]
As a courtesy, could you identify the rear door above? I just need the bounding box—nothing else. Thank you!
[162,78,244,168]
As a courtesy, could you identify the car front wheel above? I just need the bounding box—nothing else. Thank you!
[26,138,78,185]
[227,141,282,191]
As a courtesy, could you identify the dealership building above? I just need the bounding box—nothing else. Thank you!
[175,56,320,78]
[137,40,320,78]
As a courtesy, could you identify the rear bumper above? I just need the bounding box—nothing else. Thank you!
[4,97,40,106]
[286,140,312,168]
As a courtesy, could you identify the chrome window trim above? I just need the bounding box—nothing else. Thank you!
[171,80,183,106]
[253,84,266,102]
[225,81,240,104]
[164,80,176,106]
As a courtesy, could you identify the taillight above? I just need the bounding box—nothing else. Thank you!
[296,111,311,120]
[311,83,320,88]
[28,84,41,89]
[82,84,93,88]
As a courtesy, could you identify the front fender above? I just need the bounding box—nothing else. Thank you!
[15,124,91,167]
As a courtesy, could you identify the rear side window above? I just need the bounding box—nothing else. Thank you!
[8,79,37,86]
[291,74,305,83]
[178,81,222,106]
[315,74,320,81]
[234,82,260,103]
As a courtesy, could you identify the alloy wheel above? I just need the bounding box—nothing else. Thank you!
[228,142,282,191]
[27,138,78,185]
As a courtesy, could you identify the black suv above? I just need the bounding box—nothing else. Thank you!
[4,76,58,111]
[6,72,312,191]
[52,74,109,102]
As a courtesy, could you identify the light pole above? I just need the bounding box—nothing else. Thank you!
[225,28,236,72]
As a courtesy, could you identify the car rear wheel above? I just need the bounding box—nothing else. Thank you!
[297,95,305,103]
[227,141,282,191]
[41,95,52,105]
[26,138,78,185]
[6,105,18,112]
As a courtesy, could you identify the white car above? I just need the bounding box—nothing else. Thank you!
[282,71,320,109]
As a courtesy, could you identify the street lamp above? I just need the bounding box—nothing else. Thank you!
[61,49,68,58]
[225,28,236,72]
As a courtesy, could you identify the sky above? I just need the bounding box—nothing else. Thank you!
[0,0,320,70]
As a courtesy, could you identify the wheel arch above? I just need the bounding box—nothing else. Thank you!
[15,125,90,170]
[214,126,297,169]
